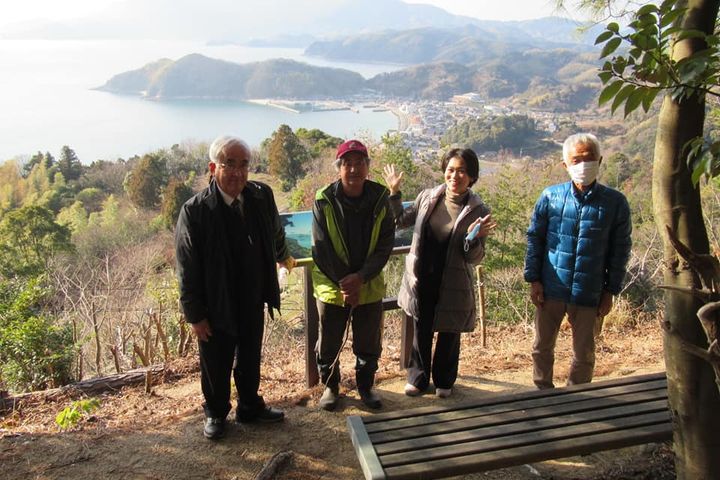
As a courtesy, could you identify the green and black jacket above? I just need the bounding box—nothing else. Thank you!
[311,179,395,306]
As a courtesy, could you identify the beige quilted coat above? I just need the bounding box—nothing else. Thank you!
[390,184,490,333]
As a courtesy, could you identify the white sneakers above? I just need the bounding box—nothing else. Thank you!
[404,383,423,396]
[435,388,452,398]
[404,383,452,398]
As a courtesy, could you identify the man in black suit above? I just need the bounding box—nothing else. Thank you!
[175,135,295,439]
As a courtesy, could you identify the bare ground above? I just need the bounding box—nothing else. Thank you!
[0,319,673,480]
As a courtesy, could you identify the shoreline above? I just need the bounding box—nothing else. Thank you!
[246,98,358,114]
[387,105,408,132]
[247,98,402,132]
[246,99,301,113]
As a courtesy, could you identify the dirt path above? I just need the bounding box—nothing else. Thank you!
[0,322,672,480]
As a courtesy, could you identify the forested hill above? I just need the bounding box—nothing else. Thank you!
[305,26,528,64]
[304,23,593,64]
[366,49,599,105]
[96,54,366,100]
[98,49,600,105]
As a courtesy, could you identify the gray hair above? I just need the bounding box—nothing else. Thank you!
[562,133,601,162]
[208,135,251,164]
[333,155,370,171]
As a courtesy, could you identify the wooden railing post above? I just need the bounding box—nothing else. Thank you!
[476,265,487,348]
[303,265,320,387]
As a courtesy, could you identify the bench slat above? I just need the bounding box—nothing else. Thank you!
[347,416,386,480]
[366,377,666,434]
[347,372,671,480]
[363,372,666,424]
[375,398,669,455]
[370,387,667,444]
[382,423,672,480]
[381,410,670,467]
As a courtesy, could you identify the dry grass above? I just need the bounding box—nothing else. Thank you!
[0,309,667,480]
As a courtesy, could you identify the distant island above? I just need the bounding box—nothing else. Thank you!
[96,21,605,106]
[96,54,365,100]
[98,43,600,109]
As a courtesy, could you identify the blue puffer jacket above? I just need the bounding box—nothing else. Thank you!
[524,181,632,307]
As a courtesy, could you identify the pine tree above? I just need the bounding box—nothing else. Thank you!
[124,153,168,209]
[22,151,55,178]
[160,176,194,230]
[57,146,82,181]
[268,124,309,191]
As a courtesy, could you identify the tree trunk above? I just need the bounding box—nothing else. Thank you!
[91,298,102,376]
[653,1,720,478]
[153,312,171,362]
[1,365,165,413]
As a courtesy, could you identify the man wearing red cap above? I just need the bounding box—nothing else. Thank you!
[311,139,395,411]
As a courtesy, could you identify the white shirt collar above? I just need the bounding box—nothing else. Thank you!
[216,185,242,207]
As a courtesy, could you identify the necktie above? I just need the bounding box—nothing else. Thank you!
[230,198,243,218]
[231,198,252,244]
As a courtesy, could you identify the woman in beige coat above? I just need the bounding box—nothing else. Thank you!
[383,148,496,397]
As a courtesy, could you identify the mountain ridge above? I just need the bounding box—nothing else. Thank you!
[4,0,593,44]
[98,49,601,109]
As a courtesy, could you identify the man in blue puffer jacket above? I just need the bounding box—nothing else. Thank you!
[524,133,632,389]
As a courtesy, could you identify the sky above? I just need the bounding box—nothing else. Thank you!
[0,0,578,31]
[1,0,121,29]
[410,0,574,21]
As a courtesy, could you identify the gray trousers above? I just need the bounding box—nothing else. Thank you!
[532,299,598,389]
[316,300,383,391]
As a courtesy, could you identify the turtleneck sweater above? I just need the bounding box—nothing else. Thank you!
[429,189,469,242]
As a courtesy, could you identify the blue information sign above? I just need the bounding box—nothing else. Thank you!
[280,202,413,262]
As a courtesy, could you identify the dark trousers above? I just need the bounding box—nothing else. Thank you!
[406,318,461,391]
[198,304,265,419]
[406,274,461,390]
[316,301,383,391]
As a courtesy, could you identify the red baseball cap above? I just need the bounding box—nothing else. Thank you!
[336,139,368,160]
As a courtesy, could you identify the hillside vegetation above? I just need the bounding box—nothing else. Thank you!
[98,26,602,103]
[98,55,366,100]
[2,121,717,397]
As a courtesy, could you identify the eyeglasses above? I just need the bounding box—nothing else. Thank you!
[218,159,249,172]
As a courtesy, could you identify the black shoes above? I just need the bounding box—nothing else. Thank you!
[319,386,339,411]
[204,405,283,439]
[318,386,381,410]
[359,388,382,409]
[203,417,225,440]
[236,405,285,424]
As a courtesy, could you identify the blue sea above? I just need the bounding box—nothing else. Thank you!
[0,39,403,163]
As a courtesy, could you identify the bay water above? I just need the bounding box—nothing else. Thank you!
[0,39,403,163]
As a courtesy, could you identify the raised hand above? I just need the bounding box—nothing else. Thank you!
[383,164,404,195]
[467,214,497,239]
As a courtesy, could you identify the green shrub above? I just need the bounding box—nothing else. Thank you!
[56,398,100,430]
[0,277,75,392]
[0,315,74,392]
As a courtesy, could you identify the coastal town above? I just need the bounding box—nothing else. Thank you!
[253,93,577,162]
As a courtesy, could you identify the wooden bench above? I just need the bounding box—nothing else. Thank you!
[347,372,671,480]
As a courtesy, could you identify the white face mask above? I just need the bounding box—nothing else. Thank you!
[566,160,599,186]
